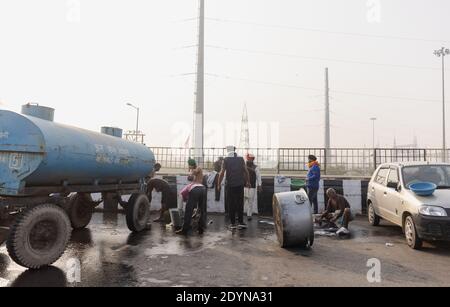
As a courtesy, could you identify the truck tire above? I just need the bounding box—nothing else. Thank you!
[67,193,94,229]
[126,193,150,232]
[6,204,71,269]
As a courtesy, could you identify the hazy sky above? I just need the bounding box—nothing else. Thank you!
[0,0,449,148]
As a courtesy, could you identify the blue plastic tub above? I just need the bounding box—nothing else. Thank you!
[408,182,437,196]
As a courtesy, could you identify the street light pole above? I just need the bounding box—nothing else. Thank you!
[136,107,140,137]
[126,103,140,140]
[370,117,377,149]
[434,47,450,162]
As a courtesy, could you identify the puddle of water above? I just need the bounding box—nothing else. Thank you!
[144,233,224,258]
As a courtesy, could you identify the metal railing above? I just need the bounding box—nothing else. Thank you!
[150,147,450,176]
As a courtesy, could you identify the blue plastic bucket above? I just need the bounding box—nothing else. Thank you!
[408,182,437,196]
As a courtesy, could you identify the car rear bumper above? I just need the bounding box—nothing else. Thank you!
[414,214,450,241]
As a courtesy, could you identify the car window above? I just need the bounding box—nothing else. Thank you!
[375,168,389,186]
[402,165,450,188]
[387,168,399,185]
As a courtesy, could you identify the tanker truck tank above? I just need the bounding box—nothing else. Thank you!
[0,106,156,269]
[0,108,155,196]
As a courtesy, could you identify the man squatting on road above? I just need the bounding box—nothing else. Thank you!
[319,188,354,235]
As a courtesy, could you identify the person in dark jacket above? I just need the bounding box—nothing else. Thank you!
[306,155,321,214]
[213,157,224,201]
[218,146,251,230]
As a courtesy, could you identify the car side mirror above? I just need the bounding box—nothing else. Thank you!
[387,181,400,191]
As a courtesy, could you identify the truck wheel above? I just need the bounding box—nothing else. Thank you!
[405,215,423,250]
[67,193,94,229]
[6,204,71,269]
[368,203,380,226]
[126,193,150,232]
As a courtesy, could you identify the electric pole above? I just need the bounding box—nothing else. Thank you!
[325,68,331,164]
[239,103,250,153]
[193,0,205,162]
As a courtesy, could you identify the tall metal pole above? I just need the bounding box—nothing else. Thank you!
[324,68,330,170]
[193,0,205,162]
[370,118,377,149]
[434,47,450,162]
[325,68,330,151]
[442,55,446,162]
[126,103,140,142]
[136,107,140,137]
[373,120,375,149]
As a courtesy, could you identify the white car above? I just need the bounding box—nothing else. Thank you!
[367,162,450,249]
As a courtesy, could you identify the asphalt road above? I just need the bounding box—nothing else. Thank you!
[1,212,450,287]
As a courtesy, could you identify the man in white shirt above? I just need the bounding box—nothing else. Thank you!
[244,154,262,221]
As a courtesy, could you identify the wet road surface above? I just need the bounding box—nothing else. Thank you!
[1,212,450,287]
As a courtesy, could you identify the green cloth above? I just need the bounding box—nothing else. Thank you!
[188,158,197,167]
[291,178,306,189]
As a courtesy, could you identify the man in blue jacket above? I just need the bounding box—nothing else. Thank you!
[306,155,321,214]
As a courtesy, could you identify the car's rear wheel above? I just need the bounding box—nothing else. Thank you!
[404,215,423,250]
[368,203,380,226]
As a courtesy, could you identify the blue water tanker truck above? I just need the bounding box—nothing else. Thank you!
[0,104,156,269]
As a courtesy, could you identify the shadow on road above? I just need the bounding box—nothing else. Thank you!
[10,266,67,287]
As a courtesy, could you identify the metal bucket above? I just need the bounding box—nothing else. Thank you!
[273,190,314,248]
[169,208,184,229]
